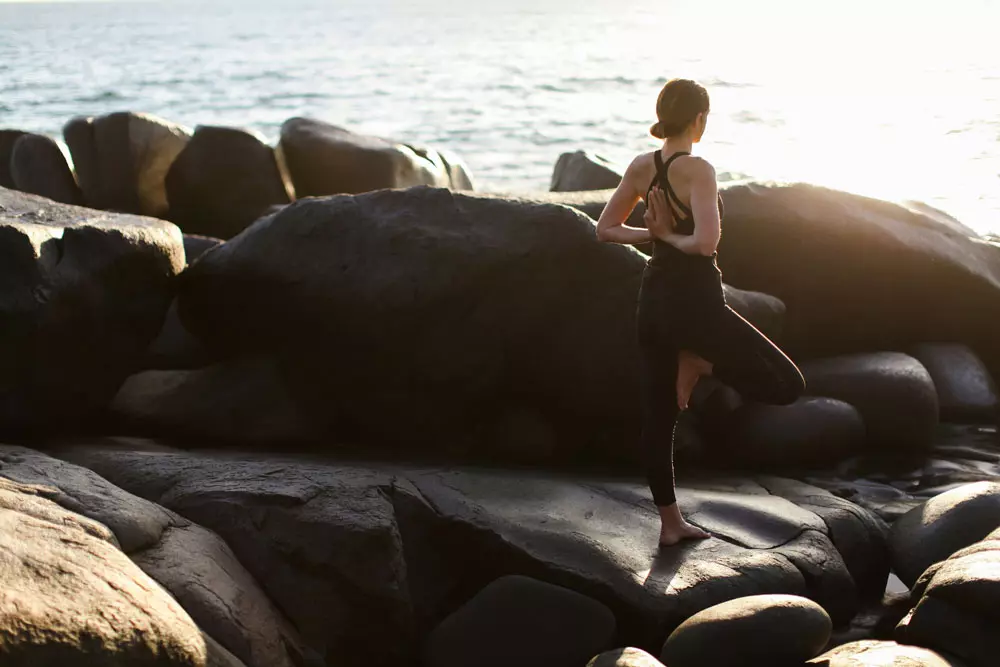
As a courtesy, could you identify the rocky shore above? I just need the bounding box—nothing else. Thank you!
[1,112,998,666]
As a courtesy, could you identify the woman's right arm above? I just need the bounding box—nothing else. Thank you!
[596,158,654,245]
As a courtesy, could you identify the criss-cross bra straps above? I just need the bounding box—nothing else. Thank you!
[648,150,693,221]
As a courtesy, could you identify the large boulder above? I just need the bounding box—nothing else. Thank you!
[64,111,191,217]
[0,129,27,187]
[176,187,785,459]
[61,445,890,652]
[909,343,998,423]
[800,352,939,453]
[588,648,665,667]
[718,397,866,469]
[423,575,616,667]
[278,117,472,196]
[9,133,83,205]
[659,594,831,667]
[889,482,1000,586]
[0,187,184,430]
[807,640,968,666]
[895,528,1000,667]
[714,183,1000,379]
[0,476,208,666]
[550,151,624,192]
[0,445,303,667]
[165,126,291,238]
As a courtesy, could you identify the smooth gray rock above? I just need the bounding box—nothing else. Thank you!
[550,151,623,192]
[801,352,939,453]
[715,182,1000,381]
[9,133,83,205]
[889,481,1000,586]
[587,647,664,667]
[424,575,616,667]
[0,187,184,430]
[660,594,831,667]
[0,129,27,187]
[807,640,969,666]
[910,343,998,423]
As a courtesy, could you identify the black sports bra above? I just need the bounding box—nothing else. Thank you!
[645,150,724,237]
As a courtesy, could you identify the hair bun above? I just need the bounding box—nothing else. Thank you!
[649,120,666,139]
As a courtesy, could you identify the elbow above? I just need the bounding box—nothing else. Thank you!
[695,239,718,256]
[595,226,612,243]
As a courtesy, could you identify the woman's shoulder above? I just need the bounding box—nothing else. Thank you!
[675,154,716,181]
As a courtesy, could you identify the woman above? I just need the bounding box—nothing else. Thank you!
[596,79,805,547]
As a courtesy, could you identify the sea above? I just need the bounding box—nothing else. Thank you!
[1,0,998,234]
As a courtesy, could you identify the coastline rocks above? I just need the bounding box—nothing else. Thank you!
[0,446,302,667]
[64,111,191,217]
[423,575,616,667]
[659,594,831,667]
[807,640,968,666]
[910,343,998,423]
[719,397,866,469]
[889,481,1000,586]
[588,648,665,667]
[0,129,27,187]
[895,527,1000,667]
[0,476,208,666]
[166,125,291,239]
[715,182,1000,380]
[550,151,623,192]
[278,117,473,196]
[800,353,939,453]
[0,187,184,430]
[9,133,83,204]
[62,446,889,651]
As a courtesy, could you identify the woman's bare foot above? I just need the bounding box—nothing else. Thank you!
[676,350,713,410]
[657,503,712,547]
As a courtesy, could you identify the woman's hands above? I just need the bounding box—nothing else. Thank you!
[645,185,675,241]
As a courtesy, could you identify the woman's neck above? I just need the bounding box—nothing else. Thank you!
[663,137,694,155]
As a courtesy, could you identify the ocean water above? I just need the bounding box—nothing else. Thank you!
[1,0,998,234]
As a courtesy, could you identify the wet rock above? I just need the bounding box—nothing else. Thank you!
[0,187,184,431]
[0,476,207,666]
[895,528,1000,667]
[166,125,290,238]
[64,111,191,217]
[176,187,785,460]
[587,647,664,667]
[278,117,471,196]
[110,358,320,444]
[0,129,27,187]
[659,594,831,667]
[910,343,998,423]
[889,481,1000,586]
[800,353,939,453]
[0,445,302,667]
[9,133,83,204]
[807,640,968,666]
[719,397,865,469]
[423,575,616,667]
[715,182,1000,380]
[551,151,624,192]
[62,446,889,651]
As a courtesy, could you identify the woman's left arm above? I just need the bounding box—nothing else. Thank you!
[596,158,654,245]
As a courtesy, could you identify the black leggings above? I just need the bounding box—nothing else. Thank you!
[638,299,806,507]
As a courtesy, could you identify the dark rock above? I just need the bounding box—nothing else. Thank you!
[176,187,785,459]
[715,182,1000,381]
[61,446,889,652]
[0,476,207,666]
[800,353,939,453]
[0,129,27,187]
[10,133,83,204]
[807,640,968,666]
[889,482,1000,586]
[660,594,831,667]
[110,358,320,444]
[0,187,184,431]
[719,397,866,469]
[423,575,616,667]
[166,126,290,239]
[64,111,190,217]
[550,151,624,192]
[587,647,664,667]
[183,234,223,264]
[0,445,302,667]
[910,344,998,423]
[518,189,651,253]
[278,117,470,196]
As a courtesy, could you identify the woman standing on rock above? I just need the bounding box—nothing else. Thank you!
[597,79,805,546]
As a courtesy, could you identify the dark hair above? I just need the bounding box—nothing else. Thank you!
[650,79,710,139]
